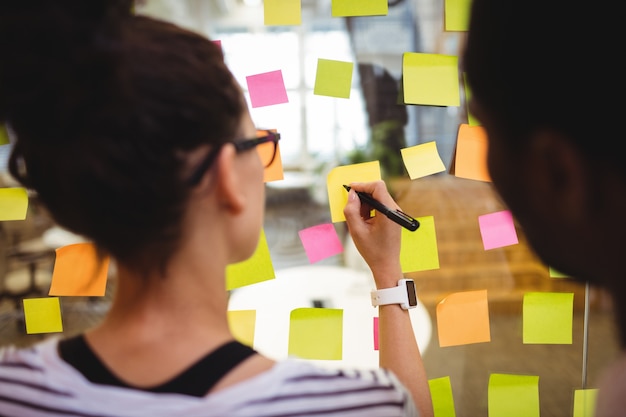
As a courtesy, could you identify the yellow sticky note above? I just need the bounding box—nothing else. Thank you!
[0,124,9,145]
[436,289,490,347]
[402,52,460,107]
[331,0,388,17]
[288,308,343,360]
[226,229,275,290]
[49,243,109,296]
[523,292,574,344]
[0,187,29,221]
[444,0,472,31]
[264,0,301,26]
[401,141,446,179]
[454,124,491,182]
[549,266,569,278]
[573,389,598,417]
[463,73,480,126]
[429,376,457,417]
[227,309,256,347]
[326,161,381,223]
[488,374,540,417]
[23,297,63,334]
[400,216,440,273]
[314,59,354,99]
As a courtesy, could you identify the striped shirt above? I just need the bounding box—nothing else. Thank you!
[0,337,418,417]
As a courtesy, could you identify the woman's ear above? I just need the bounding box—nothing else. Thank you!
[213,144,246,214]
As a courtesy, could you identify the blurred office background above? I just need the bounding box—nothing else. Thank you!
[0,1,618,416]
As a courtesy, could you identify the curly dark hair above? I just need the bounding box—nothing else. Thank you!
[0,1,245,275]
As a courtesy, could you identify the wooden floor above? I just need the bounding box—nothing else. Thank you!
[0,174,621,416]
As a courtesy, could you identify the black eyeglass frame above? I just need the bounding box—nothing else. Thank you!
[187,130,281,186]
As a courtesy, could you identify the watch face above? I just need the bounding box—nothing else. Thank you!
[406,280,418,306]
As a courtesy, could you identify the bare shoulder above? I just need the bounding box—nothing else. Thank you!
[595,353,626,417]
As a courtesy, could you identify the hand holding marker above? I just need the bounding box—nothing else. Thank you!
[343,185,420,231]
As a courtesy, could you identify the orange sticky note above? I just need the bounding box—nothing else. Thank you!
[454,124,491,182]
[49,243,109,296]
[436,289,491,347]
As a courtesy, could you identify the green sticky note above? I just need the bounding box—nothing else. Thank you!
[549,266,569,278]
[403,52,460,107]
[463,73,480,126]
[226,229,275,290]
[573,389,598,417]
[444,0,472,31]
[523,292,574,344]
[429,376,457,417]
[314,58,354,99]
[488,373,540,417]
[331,0,388,17]
[264,0,301,25]
[23,297,63,334]
[400,216,440,272]
[288,308,343,360]
[0,125,9,145]
[0,187,29,221]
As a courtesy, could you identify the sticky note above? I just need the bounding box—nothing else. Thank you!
[288,308,343,360]
[444,0,471,31]
[573,389,598,417]
[298,223,344,264]
[314,58,354,99]
[264,0,301,25]
[49,243,109,296]
[260,129,284,183]
[436,289,490,347]
[326,161,381,223]
[246,70,289,108]
[23,297,63,334]
[373,316,379,350]
[454,124,490,182]
[549,267,569,278]
[463,74,480,126]
[523,292,574,344]
[401,141,446,179]
[0,187,29,221]
[402,52,460,107]
[0,124,9,145]
[227,309,256,347]
[488,374,540,417]
[331,0,388,16]
[226,229,275,290]
[400,216,440,273]
[478,210,519,250]
[429,376,457,417]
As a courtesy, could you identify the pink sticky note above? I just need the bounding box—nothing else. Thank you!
[373,316,379,350]
[213,40,222,48]
[298,223,344,263]
[478,210,519,250]
[246,70,289,108]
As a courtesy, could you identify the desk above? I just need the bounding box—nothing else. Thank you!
[228,265,432,370]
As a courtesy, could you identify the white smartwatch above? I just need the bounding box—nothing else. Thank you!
[370,279,418,310]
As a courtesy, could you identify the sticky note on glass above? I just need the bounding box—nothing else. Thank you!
[49,243,109,296]
[0,187,29,221]
[226,228,275,290]
[331,0,388,16]
[402,52,460,107]
[264,0,301,25]
[463,74,480,126]
[523,292,574,344]
[444,0,471,31]
[288,308,343,360]
[401,141,446,179]
[373,316,379,350]
[488,374,539,417]
[326,161,381,223]
[298,223,344,264]
[0,124,9,145]
[314,58,354,99]
[573,389,598,417]
[227,309,256,347]
[454,124,490,182]
[400,216,440,272]
[549,267,569,278]
[246,70,289,108]
[429,376,457,417]
[478,210,519,250]
[436,289,490,347]
[23,297,63,334]
[259,129,284,183]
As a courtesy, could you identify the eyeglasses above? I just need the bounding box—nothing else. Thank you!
[187,129,281,186]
